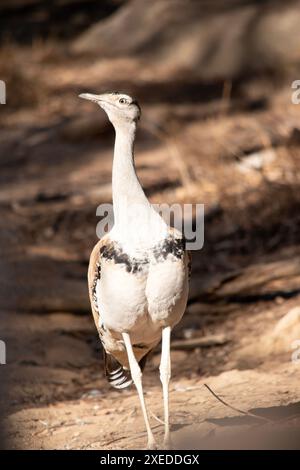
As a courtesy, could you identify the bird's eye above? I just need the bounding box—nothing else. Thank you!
[119,98,126,104]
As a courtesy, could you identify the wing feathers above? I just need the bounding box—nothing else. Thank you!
[104,349,152,390]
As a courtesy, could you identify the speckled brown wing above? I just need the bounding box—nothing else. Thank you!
[87,237,106,330]
[87,236,132,388]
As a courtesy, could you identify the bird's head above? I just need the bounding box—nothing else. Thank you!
[79,91,141,128]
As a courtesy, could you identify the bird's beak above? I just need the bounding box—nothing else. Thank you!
[79,93,103,103]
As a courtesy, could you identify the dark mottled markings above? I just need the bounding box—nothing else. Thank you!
[92,261,101,312]
[99,236,185,274]
[153,236,185,261]
[100,243,147,274]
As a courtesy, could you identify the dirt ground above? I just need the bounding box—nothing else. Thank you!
[2,299,300,450]
[1,2,300,450]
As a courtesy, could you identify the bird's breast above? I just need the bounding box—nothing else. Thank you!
[96,236,188,334]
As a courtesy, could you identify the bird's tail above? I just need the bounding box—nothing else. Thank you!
[104,350,150,390]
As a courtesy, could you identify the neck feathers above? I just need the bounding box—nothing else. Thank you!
[112,122,149,220]
[111,122,167,251]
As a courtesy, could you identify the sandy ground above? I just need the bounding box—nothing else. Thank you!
[2,297,300,450]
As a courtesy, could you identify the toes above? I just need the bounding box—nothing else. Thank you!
[147,439,159,450]
[162,437,173,450]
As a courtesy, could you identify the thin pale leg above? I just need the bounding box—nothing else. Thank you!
[160,326,172,448]
[122,332,157,449]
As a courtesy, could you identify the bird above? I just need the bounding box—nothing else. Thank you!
[79,91,190,449]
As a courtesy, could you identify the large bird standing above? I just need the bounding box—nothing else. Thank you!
[79,91,190,449]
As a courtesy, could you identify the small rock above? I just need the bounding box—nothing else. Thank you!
[81,389,103,399]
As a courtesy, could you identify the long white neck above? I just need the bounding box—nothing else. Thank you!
[111,121,167,252]
[112,122,149,223]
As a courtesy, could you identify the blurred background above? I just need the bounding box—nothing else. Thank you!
[1,0,300,450]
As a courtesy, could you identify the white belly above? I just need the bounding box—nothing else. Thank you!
[96,256,188,344]
[146,257,188,325]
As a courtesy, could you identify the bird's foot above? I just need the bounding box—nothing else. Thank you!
[147,437,159,450]
[162,435,173,450]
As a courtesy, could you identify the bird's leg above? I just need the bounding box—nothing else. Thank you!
[160,326,172,448]
[122,332,157,450]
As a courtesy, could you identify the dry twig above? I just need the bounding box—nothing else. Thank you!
[203,383,272,423]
